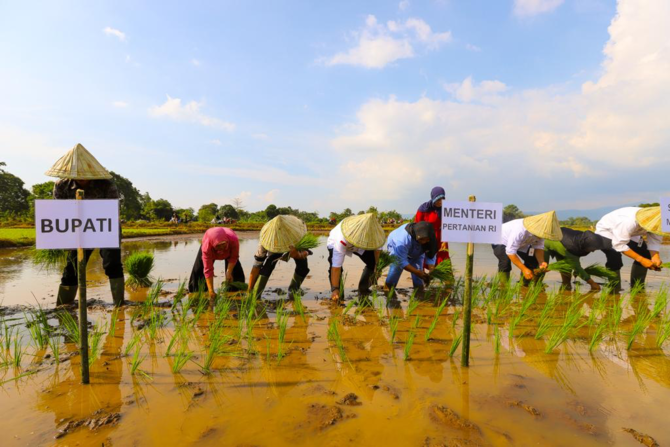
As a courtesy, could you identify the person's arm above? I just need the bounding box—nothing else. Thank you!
[201,249,217,298]
[622,249,656,269]
[206,276,215,297]
[534,248,548,270]
[507,254,534,280]
[225,259,237,283]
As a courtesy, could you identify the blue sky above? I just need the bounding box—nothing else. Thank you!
[1,0,668,216]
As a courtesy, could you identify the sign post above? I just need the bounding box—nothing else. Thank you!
[661,197,670,234]
[76,190,90,384]
[35,196,120,384]
[441,199,503,367]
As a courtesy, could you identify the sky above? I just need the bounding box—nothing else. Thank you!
[1,0,669,216]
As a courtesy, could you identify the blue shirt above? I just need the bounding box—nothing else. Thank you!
[386,224,437,269]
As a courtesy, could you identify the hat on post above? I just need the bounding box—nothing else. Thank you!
[259,215,307,253]
[636,206,668,236]
[45,143,112,180]
[522,211,563,241]
[341,213,385,250]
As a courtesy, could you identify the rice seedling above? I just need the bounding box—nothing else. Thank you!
[124,331,143,357]
[494,325,501,354]
[109,308,119,338]
[124,251,155,289]
[130,344,150,379]
[451,308,461,329]
[509,283,541,338]
[25,311,50,350]
[58,311,80,345]
[404,327,416,360]
[375,251,399,282]
[651,285,668,319]
[587,287,611,327]
[342,300,356,316]
[389,314,400,344]
[588,318,608,352]
[429,260,454,284]
[88,320,107,366]
[656,311,670,348]
[535,290,559,340]
[449,330,463,358]
[32,248,68,271]
[425,297,448,341]
[166,324,188,356]
[545,299,584,353]
[292,290,307,323]
[294,233,320,251]
[48,335,61,363]
[171,345,193,374]
[608,295,624,335]
[626,303,653,350]
[171,280,187,311]
[327,319,346,362]
[407,290,419,318]
[583,264,619,283]
[227,281,249,292]
[541,260,575,276]
[0,370,38,386]
[11,336,24,367]
[276,302,290,363]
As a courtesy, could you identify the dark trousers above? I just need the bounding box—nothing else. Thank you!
[259,253,310,278]
[601,238,650,271]
[327,248,376,291]
[188,246,246,292]
[491,244,539,273]
[60,248,123,286]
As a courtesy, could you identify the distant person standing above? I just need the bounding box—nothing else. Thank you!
[415,187,450,266]
[46,143,125,307]
[595,206,666,289]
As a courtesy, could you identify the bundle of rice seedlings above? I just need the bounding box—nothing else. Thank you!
[374,251,398,282]
[584,264,618,282]
[535,260,574,276]
[429,260,455,284]
[32,248,68,271]
[124,252,155,289]
[661,262,670,269]
[294,233,320,251]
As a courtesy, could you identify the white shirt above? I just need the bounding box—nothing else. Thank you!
[596,207,662,252]
[501,218,544,255]
[326,222,365,268]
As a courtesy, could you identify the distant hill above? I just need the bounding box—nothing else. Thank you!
[529,204,638,221]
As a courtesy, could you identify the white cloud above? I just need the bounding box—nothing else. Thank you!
[513,0,564,17]
[149,96,235,132]
[329,0,670,209]
[399,0,410,11]
[103,26,126,42]
[323,15,451,68]
[443,76,508,103]
[191,58,201,67]
[112,101,128,108]
[259,189,279,203]
[465,43,482,52]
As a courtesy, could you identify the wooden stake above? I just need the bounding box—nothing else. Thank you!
[76,189,90,384]
[461,195,476,367]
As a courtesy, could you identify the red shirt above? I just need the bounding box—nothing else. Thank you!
[415,205,450,260]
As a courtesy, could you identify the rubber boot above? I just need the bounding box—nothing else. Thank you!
[56,285,78,306]
[358,267,373,296]
[288,274,306,294]
[254,275,270,300]
[110,277,126,307]
[630,263,648,290]
[610,270,622,293]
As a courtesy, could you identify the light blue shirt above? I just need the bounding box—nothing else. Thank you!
[386,224,436,269]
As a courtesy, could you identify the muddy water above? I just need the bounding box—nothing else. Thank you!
[0,234,669,446]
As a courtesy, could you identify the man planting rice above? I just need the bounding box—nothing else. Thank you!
[46,144,126,307]
[384,221,437,290]
[595,206,667,289]
[492,211,562,285]
[327,213,385,301]
[247,215,313,299]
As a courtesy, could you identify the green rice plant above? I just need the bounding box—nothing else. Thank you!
[584,264,619,283]
[375,251,399,282]
[226,281,249,292]
[10,336,24,367]
[449,330,463,358]
[197,324,235,374]
[588,318,608,352]
[629,281,645,300]
[130,344,151,379]
[407,290,419,318]
[342,300,356,316]
[608,295,625,335]
[166,325,188,356]
[389,314,400,344]
[545,299,584,353]
[425,297,448,341]
[656,311,670,348]
[292,290,307,323]
[58,311,80,345]
[535,291,559,340]
[124,252,155,289]
[294,233,320,251]
[109,308,119,338]
[626,303,653,350]
[25,311,50,350]
[651,286,668,319]
[544,260,575,275]
[48,335,61,363]
[494,325,501,354]
[171,345,193,374]
[403,327,416,360]
[429,260,454,284]
[327,319,346,362]
[509,283,541,338]
[276,302,290,363]
[661,262,670,269]
[587,287,611,327]
[88,320,107,365]
[451,308,461,329]
[32,248,68,271]
[171,280,188,311]
[124,331,143,357]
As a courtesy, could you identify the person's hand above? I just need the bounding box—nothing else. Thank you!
[208,291,216,299]
[331,289,341,302]
[652,257,662,268]
[426,264,435,273]
[539,262,548,270]
[639,258,654,269]
[420,271,431,282]
[522,268,534,280]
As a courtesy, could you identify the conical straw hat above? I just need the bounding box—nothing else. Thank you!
[45,143,112,180]
[260,215,307,253]
[523,211,562,241]
[636,207,667,236]
[341,213,385,250]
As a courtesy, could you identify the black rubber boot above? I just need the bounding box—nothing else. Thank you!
[611,270,622,293]
[56,285,78,306]
[358,267,374,296]
[110,277,126,307]
[288,274,306,293]
[630,263,648,290]
[254,275,270,300]
[560,272,572,291]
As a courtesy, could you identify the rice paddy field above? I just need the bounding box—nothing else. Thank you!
[1,234,670,446]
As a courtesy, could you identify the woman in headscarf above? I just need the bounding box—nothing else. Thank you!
[595,206,666,289]
[327,213,386,301]
[248,215,312,299]
[385,221,438,289]
[188,227,245,298]
[415,186,450,266]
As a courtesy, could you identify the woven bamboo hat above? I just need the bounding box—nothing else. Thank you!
[522,211,563,241]
[259,215,307,253]
[341,213,385,250]
[636,207,667,236]
[45,143,112,180]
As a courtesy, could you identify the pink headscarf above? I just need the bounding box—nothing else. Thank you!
[201,227,239,278]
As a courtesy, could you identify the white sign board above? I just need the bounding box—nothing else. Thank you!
[441,201,502,244]
[662,197,670,233]
[35,200,120,249]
